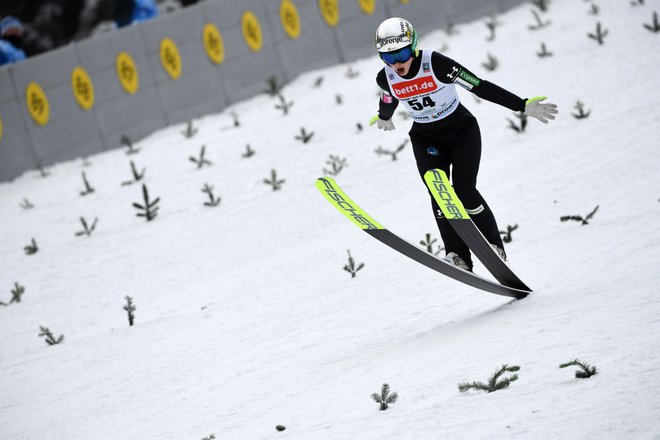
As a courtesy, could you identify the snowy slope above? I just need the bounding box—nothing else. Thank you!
[2,1,660,439]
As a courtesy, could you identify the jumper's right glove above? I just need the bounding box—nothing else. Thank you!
[369,115,395,131]
[524,96,558,124]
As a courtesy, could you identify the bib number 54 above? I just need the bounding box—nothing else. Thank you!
[408,96,436,111]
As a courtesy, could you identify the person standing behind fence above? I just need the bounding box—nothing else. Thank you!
[114,0,159,29]
[0,16,26,67]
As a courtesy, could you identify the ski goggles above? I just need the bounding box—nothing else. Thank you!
[380,46,414,65]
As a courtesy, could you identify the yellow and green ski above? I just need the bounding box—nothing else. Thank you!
[423,169,531,292]
[316,176,530,299]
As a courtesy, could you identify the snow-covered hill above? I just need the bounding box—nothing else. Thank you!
[2,1,660,439]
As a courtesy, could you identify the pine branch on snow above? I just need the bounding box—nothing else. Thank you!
[275,93,294,115]
[458,364,520,393]
[499,224,519,243]
[643,12,660,33]
[39,326,64,345]
[420,233,443,255]
[201,184,221,207]
[190,145,212,169]
[75,217,98,236]
[485,15,503,42]
[121,160,146,186]
[588,22,609,45]
[560,359,598,378]
[242,144,256,158]
[121,134,140,155]
[20,198,35,210]
[537,42,554,58]
[572,101,591,119]
[264,169,286,191]
[79,172,95,196]
[295,127,315,144]
[343,250,365,278]
[24,238,39,255]
[528,9,551,30]
[560,205,599,225]
[506,113,528,133]
[322,155,348,176]
[481,52,499,71]
[375,139,408,161]
[123,296,136,326]
[181,121,198,138]
[133,184,160,221]
[371,383,398,410]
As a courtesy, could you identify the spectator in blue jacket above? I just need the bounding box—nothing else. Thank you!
[0,16,26,67]
[115,0,159,28]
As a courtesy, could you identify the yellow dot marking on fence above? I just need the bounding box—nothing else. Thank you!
[280,0,301,39]
[26,82,50,126]
[116,51,139,95]
[242,11,263,52]
[319,0,339,27]
[160,38,182,80]
[357,0,375,15]
[71,66,95,110]
[203,23,225,65]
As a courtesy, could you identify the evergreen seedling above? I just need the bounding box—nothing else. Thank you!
[643,12,660,33]
[481,53,498,71]
[506,113,528,133]
[201,435,215,440]
[323,155,348,176]
[37,165,50,178]
[345,66,360,79]
[230,111,241,127]
[20,198,34,209]
[39,326,64,345]
[295,127,314,144]
[572,101,591,119]
[528,9,551,30]
[485,15,502,42]
[335,94,343,105]
[123,296,136,326]
[24,238,38,255]
[121,160,146,186]
[133,184,160,221]
[356,122,363,132]
[121,134,140,155]
[275,93,294,115]
[79,172,95,196]
[181,121,198,138]
[343,250,365,278]
[560,205,599,225]
[242,144,256,158]
[190,145,212,169]
[537,42,553,58]
[588,22,609,45]
[371,383,398,411]
[420,233,442,255]
[560,359,598,378]
[499,224,519,243]
[201,183,221,207]
[313,76,324,88]
[445,22,458,36]
[589,4,599,16]
[375,140,408,161]
[458,364,520,393]
[75,217,98,236]
[264,169,285,191]
[10,282,25,304]
[264,76,283,96]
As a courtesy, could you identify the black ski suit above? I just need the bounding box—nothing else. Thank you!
[376,50,527,269]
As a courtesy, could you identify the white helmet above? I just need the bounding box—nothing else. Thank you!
[375,17,418,54]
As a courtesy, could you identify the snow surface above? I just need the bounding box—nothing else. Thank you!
[2,1,660,439]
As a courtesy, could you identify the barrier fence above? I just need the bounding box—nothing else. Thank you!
[0,0,523,182]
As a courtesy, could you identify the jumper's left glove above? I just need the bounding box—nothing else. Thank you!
[524,96,558,124]
[369,115,395,131]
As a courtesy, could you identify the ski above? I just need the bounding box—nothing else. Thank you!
[423,169,532,292]
[316,176,530,299]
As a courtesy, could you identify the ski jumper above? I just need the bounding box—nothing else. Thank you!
[376,49,527,268]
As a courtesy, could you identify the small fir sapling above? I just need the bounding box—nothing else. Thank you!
[537,42,554,58]
[356,122,363,132]
[458,364,521,393]
[506,112,528,133]
[123,295,136,326]
[201,434,216,440]
[643,12,660,33]
[75,217,98,236]
[190,145,212,169]
[345,66,360,79]
[24,238,38,255]
[528,9,551,30]
[121,160,146,186]
[420,233,443,255]
[481,53,499,71]
[242,144,256,158]
[485,15,502,41]
[37,164,50,178]
[572,101,591,119]
[313,76,324,88]
[39,326,64,345]
[588,3,599,16]
[10,282,25,303]
[264,76,283,96]
[201,183,221,207]
[133,184,160,221]
[560,205,599,225]
[335,94,343,105]
[79,172,95,196]
[264,169,285,191]
[295,127,315,144]
[560,359,598,378]
[181,121,198,138]
[375,139,408,161]
[275,93,294,115]
[499,224,519,243]
[371,383,398,411]
[230,111,241,127]
[588,22,609,45]
[20,198,34,209]
[121,134,140,155]
[322,155,348,176]
[343,250,365,278]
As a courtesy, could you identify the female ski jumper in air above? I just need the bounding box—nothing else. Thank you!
[370,17,558,271]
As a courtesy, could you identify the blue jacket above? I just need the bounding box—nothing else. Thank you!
[133,0,159,24]
[0,39,26,66]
